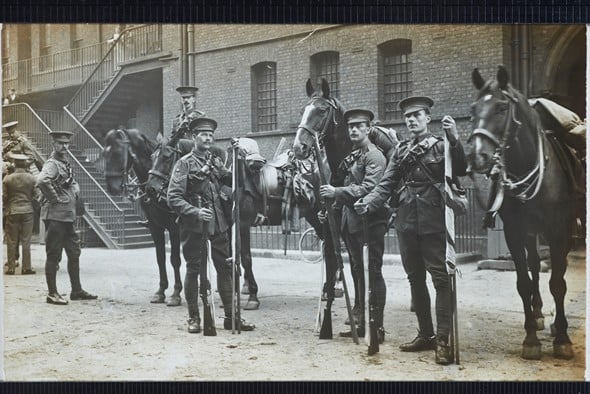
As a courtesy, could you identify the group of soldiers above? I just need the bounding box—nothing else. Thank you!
[3,85,466,365]
[319,97,466,365]
[3,119,97,304]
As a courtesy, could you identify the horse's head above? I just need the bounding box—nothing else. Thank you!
[293,78,349,168]
[103,128,133,196]
[103,128,155,196]
[469,65,530,174]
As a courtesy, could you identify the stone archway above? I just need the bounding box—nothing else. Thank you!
[542,26,586,118]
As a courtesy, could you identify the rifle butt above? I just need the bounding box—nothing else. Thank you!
[202,302,217,337]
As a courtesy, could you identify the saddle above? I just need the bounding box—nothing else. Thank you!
[530,98,586,154]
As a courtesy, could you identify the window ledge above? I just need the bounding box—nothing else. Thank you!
[216,129,294,141]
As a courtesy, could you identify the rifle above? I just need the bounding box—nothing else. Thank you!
[198,196,217,337]
[361,216,379,355]
[312,136,358,344]
[230,145,241,334]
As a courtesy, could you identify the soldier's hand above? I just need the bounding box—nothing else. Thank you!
[442,115,458,145]
[198,207,213,222]
[319,185,336,198]
[230,137,240,150]
[56,196,69,204]
[317,209,327,224]
[353,198,369,215]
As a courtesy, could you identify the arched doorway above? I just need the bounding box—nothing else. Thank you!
[543,26,586,118]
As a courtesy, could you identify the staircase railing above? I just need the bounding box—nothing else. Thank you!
[3,103,126,245]
[65,24,163,120]
[2,41,110,94]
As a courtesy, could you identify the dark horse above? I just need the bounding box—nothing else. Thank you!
[292,78,353,311]
[103,128,183,307]
[468,66,581,360]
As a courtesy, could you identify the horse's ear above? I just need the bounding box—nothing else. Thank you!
[497,65,509,89]
[155,131,163,144]
[320,78,330,99]
[306,78,314,97]
[472,68,485,90]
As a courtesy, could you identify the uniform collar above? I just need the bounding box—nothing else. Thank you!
[191,148,209,160]
[412,132,433,145]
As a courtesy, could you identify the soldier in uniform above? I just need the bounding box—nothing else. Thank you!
[319,109,388,341]
[354,96,467,365]
[37,130,97,305]
[171,86,205,140]
[3,153,41,275]
[167,117,255,333]
[2,120,43,176]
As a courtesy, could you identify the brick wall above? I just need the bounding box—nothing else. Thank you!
[187,24,505,158]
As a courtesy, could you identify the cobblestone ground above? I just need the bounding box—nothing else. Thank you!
[1,244,586,381]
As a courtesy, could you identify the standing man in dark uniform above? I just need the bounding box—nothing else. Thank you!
[319,109,388,340]
[167,117,255,333]
[3,153,40,275]
[37,131,97,305]
[354,97,467,365]
[2,121,43,176]
[171,86,205,140]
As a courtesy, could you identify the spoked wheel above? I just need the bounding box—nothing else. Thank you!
[299,227,324,264]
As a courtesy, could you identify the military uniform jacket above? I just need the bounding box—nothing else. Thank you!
[2,131,44,171]
[171,110,205,138]
[365,133,467,234]
[36,154,80,222]
[167,149,232,235]
[334,142,388,234]
[2,168,39,215]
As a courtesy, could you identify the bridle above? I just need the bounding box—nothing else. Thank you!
[297,96,339,150]
[104,128,143,198]
[469,88,545,208]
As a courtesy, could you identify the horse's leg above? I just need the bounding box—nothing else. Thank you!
[166,226,183,307]
[502,213,541,359]
[525,234,544,330]
[308,214,337,299]
[241,225,260,310]
[149,224,168,304]
[547,219,574,359]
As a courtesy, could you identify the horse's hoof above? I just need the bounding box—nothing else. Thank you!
[150,293,166,303]
[550,323,556,337]
[166,295,182,307]
[535,317,545,331]
[244,296,260,310]
[521,344,542,360]
[553,343,574,360]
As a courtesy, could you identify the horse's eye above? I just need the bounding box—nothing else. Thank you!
[496,103,508,113]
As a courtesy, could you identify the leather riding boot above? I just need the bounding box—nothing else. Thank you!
[373,304,385,344]
[46,271,58,294]
[399,333,437,352]
[67,258,82,293]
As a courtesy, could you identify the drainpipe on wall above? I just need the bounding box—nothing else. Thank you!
[520,25,530,97]
[179,24,187,86]
[511,25,521,91]
[187,24,195,87]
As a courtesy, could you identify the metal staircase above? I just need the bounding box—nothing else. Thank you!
[2,25,167,249]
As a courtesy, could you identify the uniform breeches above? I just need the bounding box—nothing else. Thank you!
[181,228,235,319]
[397,230,450,339]
[5,213,33,270]
[343,223,387,324]
[44,220,82,293]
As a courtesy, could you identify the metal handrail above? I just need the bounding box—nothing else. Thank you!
[3,103,127,244]
[63,106,104,149]
[65,24,162,119]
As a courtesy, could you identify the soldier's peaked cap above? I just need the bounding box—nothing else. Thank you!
[49,130,74,142]
[399,96,434,115]
[176,86,199,96]
[2,120,18,129]
[7,153,30,165]
[343,109,374,124]
[189,117,217,134]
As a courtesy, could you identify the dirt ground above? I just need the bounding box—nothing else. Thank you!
[1,244,586,381]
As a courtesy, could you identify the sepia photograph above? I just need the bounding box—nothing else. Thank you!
[0,23,586,380]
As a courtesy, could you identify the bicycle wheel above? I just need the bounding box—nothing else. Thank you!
[299,227,324,264]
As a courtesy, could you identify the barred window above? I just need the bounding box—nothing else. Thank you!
[251,62,277,132]
[378,40,412,122]
[310,51,340,98]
